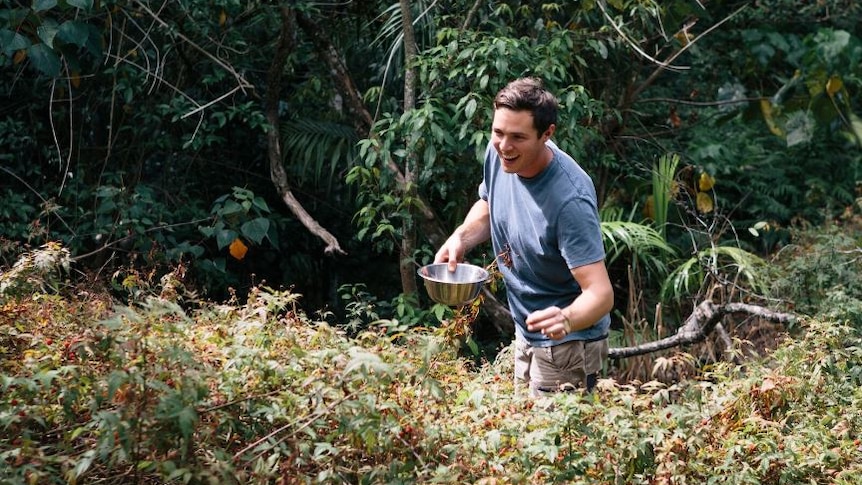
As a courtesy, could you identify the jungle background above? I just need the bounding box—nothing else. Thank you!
[2,0,862,483]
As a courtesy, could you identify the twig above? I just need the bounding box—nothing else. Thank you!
[396,434,427,468]
[596,0,688,72]
[70,217,211,262]
[199,389,282,414]
[629,4,748,100]
[181,86,244,120]
[634,96,766,107]
[232,390,356,462]
[0,166,76,236]
[131,0,252,93]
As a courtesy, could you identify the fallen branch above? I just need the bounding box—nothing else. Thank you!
[609,300,798,359]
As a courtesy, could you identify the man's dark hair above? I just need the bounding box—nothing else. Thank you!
[493,77,559,137]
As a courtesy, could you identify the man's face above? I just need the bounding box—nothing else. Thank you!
[491,107,555,178]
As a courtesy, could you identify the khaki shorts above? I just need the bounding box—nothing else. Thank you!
[514,338,608,397]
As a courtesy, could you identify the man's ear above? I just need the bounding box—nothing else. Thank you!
[542,124,556,141]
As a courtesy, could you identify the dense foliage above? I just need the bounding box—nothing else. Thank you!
[1,222,861,483]
[1,2,861,481]
[2,1,859,317]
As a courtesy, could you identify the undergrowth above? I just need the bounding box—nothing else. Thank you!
[1,235,861,484]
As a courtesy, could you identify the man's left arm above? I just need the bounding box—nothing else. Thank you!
[526,261,614,338]
[562,261,614,333]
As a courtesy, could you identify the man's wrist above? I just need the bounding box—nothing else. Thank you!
[562,308,573,334]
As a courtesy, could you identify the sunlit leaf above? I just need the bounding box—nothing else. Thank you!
[696,192,714,213]
[760,99,784,137]
[826,75,843,97]
[13,49,27,65]
[785,111,814,147]
[698,172,715,192]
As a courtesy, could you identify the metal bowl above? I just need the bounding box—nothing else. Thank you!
[417,263,489,306]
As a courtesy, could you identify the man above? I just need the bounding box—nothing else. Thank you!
[434,77,614,395]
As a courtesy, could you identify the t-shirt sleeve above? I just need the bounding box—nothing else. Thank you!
[557,195,606,269]
[478,141,495,201]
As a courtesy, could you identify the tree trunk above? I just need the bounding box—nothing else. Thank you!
[399,0,419,297]
[294,8,513,326]
[265,7,345,256]
[294,10,447,249]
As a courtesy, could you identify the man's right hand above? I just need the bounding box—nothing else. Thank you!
[434,236,465,272]
[434,199,492,272]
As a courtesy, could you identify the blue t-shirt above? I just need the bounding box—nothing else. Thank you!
[479,140,610,347]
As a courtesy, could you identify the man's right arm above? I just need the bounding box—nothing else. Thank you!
[434,199,491,271]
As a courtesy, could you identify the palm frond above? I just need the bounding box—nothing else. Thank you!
[651,153,680,239]
[661,244,769,302]
[600,220,677,277]
[661,256,705,303]
[280,118,358,191]
[709,245,770,293]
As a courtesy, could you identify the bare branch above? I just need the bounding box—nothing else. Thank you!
[628,4,748,101]
[596,0,689,72]
[609,300,798,359]
[130,0,252,93]
[461,0,484,31]
[266,7,346,257]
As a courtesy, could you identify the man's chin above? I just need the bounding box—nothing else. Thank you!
[501,159,519,172]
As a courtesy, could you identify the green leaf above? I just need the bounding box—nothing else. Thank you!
[240,217,270,245]
[33,0,58,12]
[28,43,61,77]
[67,0,95,10]
[465,336,479,356]
[219,199,244,216]
[216,229,237,250]
[176,406,197,441]
[0,29,32,55]
[209,257,226,272]
[464,98,477,118]
[57,20,90,48]
[37,21,60,48]
[251,196,270,213]
[69,449,95,483]
[433,304,446,321]
[344,348,394,377]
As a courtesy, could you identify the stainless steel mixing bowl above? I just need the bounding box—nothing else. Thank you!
[417,263,489,306]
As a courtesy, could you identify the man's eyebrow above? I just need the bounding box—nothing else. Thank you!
[493,127,529,136]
